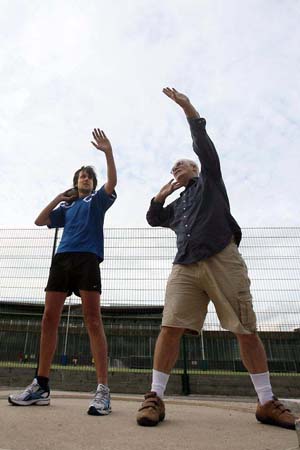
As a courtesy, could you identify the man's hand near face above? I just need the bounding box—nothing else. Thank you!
[154,179,183,204]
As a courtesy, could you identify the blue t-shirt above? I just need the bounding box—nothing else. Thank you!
[48,185,116,261]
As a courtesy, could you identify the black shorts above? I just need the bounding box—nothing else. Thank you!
[45,252,102,297]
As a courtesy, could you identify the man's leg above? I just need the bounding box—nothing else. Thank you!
[81,290,108,385]
[236,333,273,404]
[8,291,66,406]
[236,333,297,429]
[137,261,207,426]
[38,291,67,377]
[202,241,297,429]
[152,326,185,396]
[81,290,111,416]
[236,333,268,373]
[137,326,185,426]
[154,326,185,372]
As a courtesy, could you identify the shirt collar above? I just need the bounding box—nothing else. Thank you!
[180,177,198,196]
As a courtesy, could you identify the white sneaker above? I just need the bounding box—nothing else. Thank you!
[87,384,111,416]
[8,378,50,406]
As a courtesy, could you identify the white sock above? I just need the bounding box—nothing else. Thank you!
[250,371,274,405]
[151,369,170,399]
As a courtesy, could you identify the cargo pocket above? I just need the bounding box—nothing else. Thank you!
[238,293,257,332]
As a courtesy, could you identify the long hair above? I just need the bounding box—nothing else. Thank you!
[73,166,97,190]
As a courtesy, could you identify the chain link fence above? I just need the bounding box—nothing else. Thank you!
[1,227,300,374]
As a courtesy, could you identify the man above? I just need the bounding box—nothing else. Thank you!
[136,88,297,430]
[9,128,117,416]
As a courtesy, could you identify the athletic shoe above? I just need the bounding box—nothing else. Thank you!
[256,397,297,429]
[136,392,165,426]
[8,378,50,406]
[87,384,111,416]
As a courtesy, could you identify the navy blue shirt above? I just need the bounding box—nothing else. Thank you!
[146,117,241,264]
[48,185,116,261]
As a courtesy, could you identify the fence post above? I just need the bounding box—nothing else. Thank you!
[181,335,190,395]
[51,228,59,261]
[62,298,72,366]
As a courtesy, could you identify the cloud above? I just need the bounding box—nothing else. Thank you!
[0,0,299,229]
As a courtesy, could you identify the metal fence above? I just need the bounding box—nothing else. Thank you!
[1,227,300,374]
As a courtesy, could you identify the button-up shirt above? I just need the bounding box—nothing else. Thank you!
[146,117,242,264]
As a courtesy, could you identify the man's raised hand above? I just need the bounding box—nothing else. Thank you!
[163,87,200,119]
[91,129,112,154]
[162,87,190,108]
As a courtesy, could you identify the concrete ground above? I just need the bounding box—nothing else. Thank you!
[0,390,300,450]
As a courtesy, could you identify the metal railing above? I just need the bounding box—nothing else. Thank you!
[1,227,300,374]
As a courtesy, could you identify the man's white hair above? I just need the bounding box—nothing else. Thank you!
[173,159,200,176]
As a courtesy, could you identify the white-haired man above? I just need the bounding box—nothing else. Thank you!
[136,88,297,430]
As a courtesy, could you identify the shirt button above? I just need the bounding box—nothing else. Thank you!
[185,224,188,227]
[183,215,186,218]
[187,234,191,237]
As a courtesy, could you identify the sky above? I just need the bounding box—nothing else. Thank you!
[1,0,300,229]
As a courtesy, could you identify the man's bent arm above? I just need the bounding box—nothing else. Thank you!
[146,179,179,227]
[146,199,173,228]
[35,193,68,226]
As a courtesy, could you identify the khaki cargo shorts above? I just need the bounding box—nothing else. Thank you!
[162,240,257,335]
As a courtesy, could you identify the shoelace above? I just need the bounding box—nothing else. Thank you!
[24,381,39,394]
[94,387,109,406]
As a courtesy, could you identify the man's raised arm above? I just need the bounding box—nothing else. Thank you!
[91,128,117,195]
[163,87,221,178]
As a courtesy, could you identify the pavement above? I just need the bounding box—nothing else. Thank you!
[0,389,300,450]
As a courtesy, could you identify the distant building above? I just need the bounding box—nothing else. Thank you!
[1,301,300,373]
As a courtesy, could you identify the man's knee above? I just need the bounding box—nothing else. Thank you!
[235,332,260,345]
[42,310,61,330]
[160,326,185,341]
[84,314,103,334]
